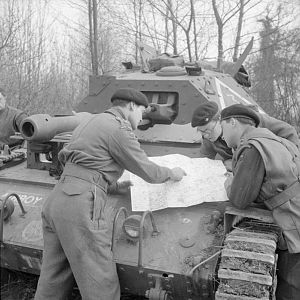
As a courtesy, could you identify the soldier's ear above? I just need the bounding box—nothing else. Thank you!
[128,101,135,111]
[230,118,236,126]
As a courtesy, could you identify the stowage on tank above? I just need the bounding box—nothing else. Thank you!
[0,43,280,300]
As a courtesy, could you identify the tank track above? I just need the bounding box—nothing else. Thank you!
[215,218,279,300]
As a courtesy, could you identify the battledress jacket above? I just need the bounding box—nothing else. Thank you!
[0,105,27,145]
[230,127,300,253]
[200,113,300,161]
[58,107,173,187]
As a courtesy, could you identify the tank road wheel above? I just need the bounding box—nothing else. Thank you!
[215,219,279,300]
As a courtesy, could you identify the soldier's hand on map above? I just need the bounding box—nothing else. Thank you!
[223,159,232,172]
[170,167,187,181]
[117,180,133,194]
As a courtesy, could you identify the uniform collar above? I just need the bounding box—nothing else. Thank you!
[239,126,256,147]
[106,106,128,121]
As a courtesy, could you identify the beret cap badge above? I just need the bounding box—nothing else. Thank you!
[191,101,219,127]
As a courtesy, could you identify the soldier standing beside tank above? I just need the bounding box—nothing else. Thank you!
[190,101,300,171]
[0,88,27,146]
[34,88,186,300]
[220,104,300,300]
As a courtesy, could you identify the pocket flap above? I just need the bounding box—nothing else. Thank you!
[62,182,87,196]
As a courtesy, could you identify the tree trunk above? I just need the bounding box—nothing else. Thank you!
[88,0,95,75]
[167,0,178,55]
[232,0,245,62]
[212,0,223,70]
[92,0,98,75]
[164,6,170,53]
[191,0,198,60]
[133,0,139,63]
[185,30,192,61]
[138,0,143,64]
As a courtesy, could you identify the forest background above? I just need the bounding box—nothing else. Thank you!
[0,0,300,128]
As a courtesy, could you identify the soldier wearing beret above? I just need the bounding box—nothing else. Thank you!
[0,88,27,147]
[191,101,300,171]
[220,104,300,300]
[35,88,186,300]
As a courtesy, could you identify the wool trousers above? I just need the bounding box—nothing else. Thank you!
[34,166,120,300]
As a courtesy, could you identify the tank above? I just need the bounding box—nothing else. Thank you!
[0,46,279,300]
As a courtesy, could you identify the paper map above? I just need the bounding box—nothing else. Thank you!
[122,154,228,211]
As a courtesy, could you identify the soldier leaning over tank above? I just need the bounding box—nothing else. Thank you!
[34,88,186,300]
[191,101,300,171]
[0,87,27,146]
[220,104,300,300]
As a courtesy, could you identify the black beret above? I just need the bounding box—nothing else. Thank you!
[221,104,260,127]
[191,101,219,127]
[111,88,148,107]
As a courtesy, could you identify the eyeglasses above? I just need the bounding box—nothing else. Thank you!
[197,121,218,136]
[133,103,146,114]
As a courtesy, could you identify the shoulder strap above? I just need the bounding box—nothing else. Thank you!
[264,180,300,210]
[104,110,132,130]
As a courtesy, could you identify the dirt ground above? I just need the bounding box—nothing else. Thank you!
[1,269,144,300]
[1,270,80,300]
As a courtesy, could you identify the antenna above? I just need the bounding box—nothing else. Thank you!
[229,37,254,76]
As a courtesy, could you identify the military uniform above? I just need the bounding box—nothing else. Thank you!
[0,105,27,145]
[35,106,174,300]
[231,127,300,253]
[221,105,300,300]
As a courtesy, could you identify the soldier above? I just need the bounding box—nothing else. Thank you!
[191,101,300,171]
[0,88,27,146]
[220,104,300,300]
[34,88,186,300]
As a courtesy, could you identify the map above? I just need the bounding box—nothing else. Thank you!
[122,154,228,211]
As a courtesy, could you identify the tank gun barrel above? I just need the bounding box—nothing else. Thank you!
[20,114,83,142]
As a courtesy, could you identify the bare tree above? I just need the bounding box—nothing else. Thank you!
[146,0,196,61]
[0,0,20,55]
[211,0,261,68]
[0,0,91,115]
[250,6,300,127]
[107,0,213,62]
[132,0,143,63]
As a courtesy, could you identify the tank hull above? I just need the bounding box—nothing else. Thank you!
[1,65,269,299]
